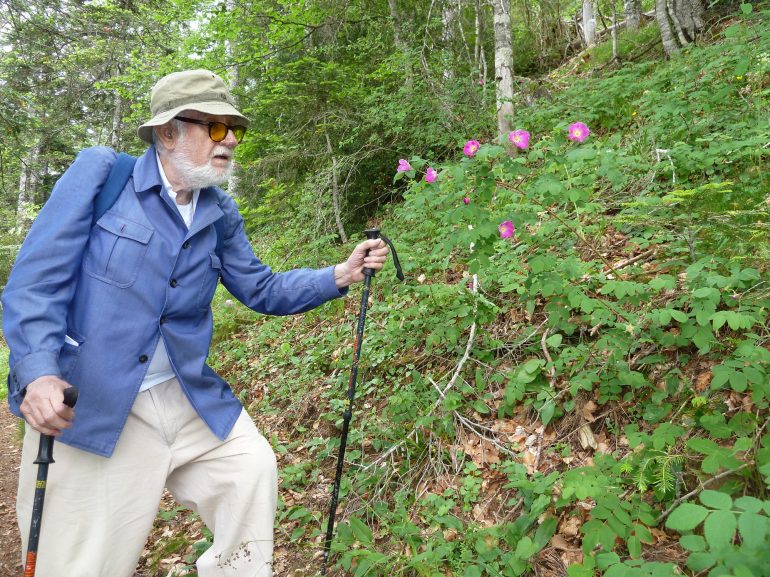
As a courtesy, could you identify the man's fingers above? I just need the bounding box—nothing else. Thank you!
[21,386,75,435]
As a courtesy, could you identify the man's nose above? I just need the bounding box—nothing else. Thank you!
[222,129,239,147]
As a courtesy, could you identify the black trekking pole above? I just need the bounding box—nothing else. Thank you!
[321,229,403,575]
[24,385,79,577]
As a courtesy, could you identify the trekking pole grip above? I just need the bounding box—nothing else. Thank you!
[62,386,79,409]
[34,386,79,465]
[362,229,404,280]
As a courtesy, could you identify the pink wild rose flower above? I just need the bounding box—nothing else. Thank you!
[397,159,412,172]
[498,220,515,239]
[508,129,530,150]
[463,140,480,157]
[425,167,438,183]
[463,197,471,204]
[568,122,590,143]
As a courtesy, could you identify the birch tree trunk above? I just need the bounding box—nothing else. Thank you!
[582,0,597,47]
[492,0,514,139]
[16,143,41,236]
[109,90,123,150]
[475,0,488,102]
[226,0,241,197]
[655,0,704,56]
[625,0,641,31]
[442,0,458,80]
[656,0,677,55]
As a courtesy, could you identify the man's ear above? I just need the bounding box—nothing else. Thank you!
[154,122,177,150]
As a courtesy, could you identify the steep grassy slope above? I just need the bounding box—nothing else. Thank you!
[143,8,770,577]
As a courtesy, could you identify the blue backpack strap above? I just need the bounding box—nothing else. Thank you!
[93,152,137,224]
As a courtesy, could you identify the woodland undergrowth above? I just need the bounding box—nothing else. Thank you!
[143,8,770,577]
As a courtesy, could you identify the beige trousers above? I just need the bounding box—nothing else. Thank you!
[17,379,277,577]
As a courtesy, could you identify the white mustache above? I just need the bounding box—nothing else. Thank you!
[211,146,232,159]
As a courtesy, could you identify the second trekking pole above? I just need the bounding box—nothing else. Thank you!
[24,385,79,577]
[321,229,403,575]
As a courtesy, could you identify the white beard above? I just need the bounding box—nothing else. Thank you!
[167,143,234,190]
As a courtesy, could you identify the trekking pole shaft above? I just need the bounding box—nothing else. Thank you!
[322,274,372,573]
[24,436,52,577]
[24,386,78,577]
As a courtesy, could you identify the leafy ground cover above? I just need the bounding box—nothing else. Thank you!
[137,9,768,577]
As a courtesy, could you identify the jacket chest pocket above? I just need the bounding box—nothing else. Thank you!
[197,251,222,310]
[84,212,154,288]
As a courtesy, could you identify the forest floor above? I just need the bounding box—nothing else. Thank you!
[0,403,22,577]
[0,399,314,577]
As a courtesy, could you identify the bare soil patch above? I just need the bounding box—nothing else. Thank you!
[0,403,22,577]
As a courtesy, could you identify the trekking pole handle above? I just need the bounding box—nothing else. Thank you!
[34,386,79,465]
[363,229,404,280]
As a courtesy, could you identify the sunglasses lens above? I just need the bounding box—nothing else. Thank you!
[232,126,246,143]
[209,122,228,142]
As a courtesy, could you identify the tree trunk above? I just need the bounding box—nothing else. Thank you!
[655,0,704,56]
[226,0,241,197]
[656,0,679,55]
[324,132,348,244]
[492,0,514,139]
[387,0,413,89]
[441,0,458,80]
[475,0,488,101]
[612,2,618,60]
[109,91,123,150]
[582,0,597,47]
[16,143,41,236]
[625,0,641,31]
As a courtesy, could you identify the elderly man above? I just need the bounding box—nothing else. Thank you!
[2,69,388,577]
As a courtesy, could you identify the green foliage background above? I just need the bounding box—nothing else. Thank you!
[1,0,770,575]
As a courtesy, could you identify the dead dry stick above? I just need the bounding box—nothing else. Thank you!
[655,463,751,524]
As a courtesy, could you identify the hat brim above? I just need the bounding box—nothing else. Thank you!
[137,101,250,144]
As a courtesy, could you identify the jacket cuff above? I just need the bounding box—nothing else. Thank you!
[10,351,62,392]
[322,265,349,299]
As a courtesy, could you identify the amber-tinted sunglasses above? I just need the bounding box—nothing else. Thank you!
[175,116,246,143]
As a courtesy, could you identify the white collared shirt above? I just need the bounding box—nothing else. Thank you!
[139,153,201,392]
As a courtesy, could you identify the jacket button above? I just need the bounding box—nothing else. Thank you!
[160,316,167,325]
[182,241,191,249]
[170,279,178,288]
[139,355,149,363]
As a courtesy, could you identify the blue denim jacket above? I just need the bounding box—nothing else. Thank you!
[2,146,345,457]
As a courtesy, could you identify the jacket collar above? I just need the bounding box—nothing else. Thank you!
[133,145,225,238]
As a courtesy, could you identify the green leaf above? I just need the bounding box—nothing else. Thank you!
[349,517,373,545]
[740,3,753,14]
[687,551,716,572]
[540,400,556,425]
[627,535,642,558]
[679,534,706,552]
[735,496,764,513]
[595,551,620,569]
[738,511,768,549]
[546,333,563,348]
[703,510,737,550]
[471,399,491,414]
[534,517,558,550]
[666,503,710,531]
[699,489,733,510]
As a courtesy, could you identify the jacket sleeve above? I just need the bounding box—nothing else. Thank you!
[2,147,117,406]
[216,194,348,316]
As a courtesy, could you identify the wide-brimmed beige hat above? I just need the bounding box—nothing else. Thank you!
[137,69,249,144]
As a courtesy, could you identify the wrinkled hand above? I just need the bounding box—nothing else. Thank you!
[334,239,389,288]
[20,375,76,436]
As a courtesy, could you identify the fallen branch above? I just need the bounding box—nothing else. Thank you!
[655,463,752,524]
